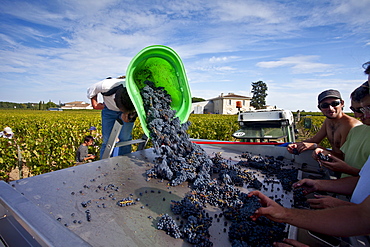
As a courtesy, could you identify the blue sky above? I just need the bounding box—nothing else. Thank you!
[1,0,369,112]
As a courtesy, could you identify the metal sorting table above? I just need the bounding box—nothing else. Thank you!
[0,144,315,247]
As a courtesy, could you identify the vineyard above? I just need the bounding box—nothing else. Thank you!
[0,109,326,181]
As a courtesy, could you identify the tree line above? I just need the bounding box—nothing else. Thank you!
[0,101,58,110]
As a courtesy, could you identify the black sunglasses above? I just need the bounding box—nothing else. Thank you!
[319,100,341,109]
[350,106,363,114]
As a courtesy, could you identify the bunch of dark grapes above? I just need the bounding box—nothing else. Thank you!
[157,214,182,239]
[293,187,309,208]
[171,196,204,219]
[142,80,213,187]
[171,195,213,246]
[247,178,263,190]
[228,216,287,247]
[276,168,298,192]
[224,194,261,222]
[183,215,213,246]
[317,152,333,162]
[236,154,298,192]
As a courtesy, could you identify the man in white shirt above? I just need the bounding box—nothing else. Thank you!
[87,76,137,159]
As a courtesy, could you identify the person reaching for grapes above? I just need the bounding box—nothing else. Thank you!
[249,190,370,239]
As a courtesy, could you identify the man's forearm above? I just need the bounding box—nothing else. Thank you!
[341,166,360,176]
[283,199,370,237]
[91,96,104,110]
[317,177,358,195]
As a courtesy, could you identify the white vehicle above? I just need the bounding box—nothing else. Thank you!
[232,109,296,143]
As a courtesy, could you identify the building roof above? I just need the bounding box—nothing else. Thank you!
[65,101,88,105]
[61,101,92,109]
[208,93,251,101]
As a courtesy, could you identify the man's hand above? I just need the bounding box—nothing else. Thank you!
[121,112,130,123]
[293,179,320,195]
[320,154,355,174]
[84,154,96,161]
[288,142,317,154]
[287,143,298,154]
[311,147,328,161]
[248,191,287,223]
[307,195,354,209]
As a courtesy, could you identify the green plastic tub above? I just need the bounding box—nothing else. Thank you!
[126,45,192,138]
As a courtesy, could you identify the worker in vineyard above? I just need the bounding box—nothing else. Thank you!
[88,126,101,139]
[287,89,361,160]
[87,76,137,159]
[76,135,96,164]
[0,127,14,139]
[89,126,97,135]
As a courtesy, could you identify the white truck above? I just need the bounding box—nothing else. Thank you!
[232,109,296,143]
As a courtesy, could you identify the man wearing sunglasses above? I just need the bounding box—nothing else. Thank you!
[287,89,361,160]
[312,84,369,178]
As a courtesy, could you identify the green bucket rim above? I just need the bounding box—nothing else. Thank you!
[126,45,192,138]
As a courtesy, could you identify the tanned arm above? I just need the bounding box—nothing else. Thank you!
[250,191,370,237]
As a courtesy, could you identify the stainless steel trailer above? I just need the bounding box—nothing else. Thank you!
[0,143,365,246]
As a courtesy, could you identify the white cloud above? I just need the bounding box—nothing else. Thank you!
[209,56,234,63]
[214,0,286,24]
[256,56,335,74]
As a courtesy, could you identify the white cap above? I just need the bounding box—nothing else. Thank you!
[4,127,13,135]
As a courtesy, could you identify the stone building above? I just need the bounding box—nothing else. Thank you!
[191,93,252,114]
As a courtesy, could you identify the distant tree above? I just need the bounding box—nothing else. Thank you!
[26,102,37,109]
[46,101,57,109]
[250,81,268,109]
[192,97,206,103]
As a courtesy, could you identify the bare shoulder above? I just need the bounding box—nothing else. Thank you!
[342,114,362,127]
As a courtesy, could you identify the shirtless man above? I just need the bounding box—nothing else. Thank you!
[287,89,361,160]
[314,82,370,177]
